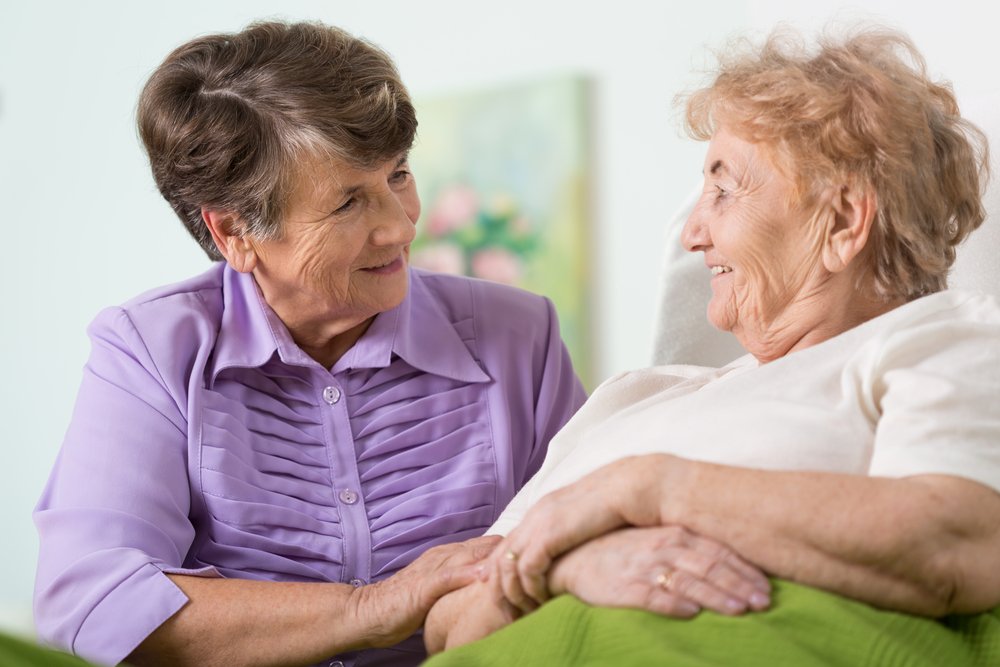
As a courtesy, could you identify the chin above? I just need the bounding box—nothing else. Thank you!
[706,301,736,333]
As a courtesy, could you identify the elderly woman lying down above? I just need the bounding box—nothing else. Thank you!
[422,26,1000,665]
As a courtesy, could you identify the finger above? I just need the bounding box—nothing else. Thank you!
[515,551,552,606]
[466,535,504,561]
[721,553,771,593]
[644,590,701,618]
[673,545,770,605]
[496,545,540,613]
[704,558,771,610]
[502,488,629,596]
[687,559,769,610]
[658,568,750,616]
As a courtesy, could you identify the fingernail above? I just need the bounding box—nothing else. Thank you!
[725,598,746,613]
[750,592,770,609]
[678,601,700,616]
[476,564,489,581]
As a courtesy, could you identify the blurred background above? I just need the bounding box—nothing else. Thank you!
[1,0,994,638]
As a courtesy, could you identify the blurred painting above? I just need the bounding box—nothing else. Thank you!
[410,77,593,386]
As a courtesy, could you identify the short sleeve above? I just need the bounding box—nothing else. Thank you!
[868,297,1000,492]
[33,308,218,665]
[522,297,587,484]
[489,371,633,537]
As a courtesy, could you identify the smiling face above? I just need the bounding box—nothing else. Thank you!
[242,152,419,358]
[681,126,836,359]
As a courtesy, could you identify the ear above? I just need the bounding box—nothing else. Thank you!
[201,208,258,273]
[821,184,877,273]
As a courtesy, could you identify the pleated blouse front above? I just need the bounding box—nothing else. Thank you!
[34,263,586,667]
[194,278,499,586]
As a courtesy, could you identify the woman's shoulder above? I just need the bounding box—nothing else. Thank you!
[88,263,227,361]
[876,288,1000,332]
[410,269,556,331]
[118,263,226,315]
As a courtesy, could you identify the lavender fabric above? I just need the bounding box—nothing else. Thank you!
[34,263,585,667]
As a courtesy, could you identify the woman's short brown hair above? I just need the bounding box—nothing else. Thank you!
[138,20,416,260]
[684,26,989,300]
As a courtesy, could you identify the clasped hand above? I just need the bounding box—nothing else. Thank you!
[484,457,770,618]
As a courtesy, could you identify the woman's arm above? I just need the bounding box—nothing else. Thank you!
[657,461,1000,615]
[129,537,496,667]
[495,455,1000,616]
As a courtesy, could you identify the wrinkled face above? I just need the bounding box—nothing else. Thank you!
[249,153,419,332]
[681,127,827,347]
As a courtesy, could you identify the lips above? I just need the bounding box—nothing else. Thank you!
[361,255,404,275]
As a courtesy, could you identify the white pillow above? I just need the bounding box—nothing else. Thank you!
[652,91,1000,367]
[651,187,746,367]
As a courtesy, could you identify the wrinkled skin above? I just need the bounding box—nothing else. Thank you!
[205,153,420,367]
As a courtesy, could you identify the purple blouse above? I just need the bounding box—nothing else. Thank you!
[34,264,585,667]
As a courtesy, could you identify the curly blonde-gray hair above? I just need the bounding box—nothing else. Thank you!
[684,26,989,300]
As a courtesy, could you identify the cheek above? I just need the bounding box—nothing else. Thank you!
[716,213,788,315]
[291,230,354,281]
[403,189,421,227]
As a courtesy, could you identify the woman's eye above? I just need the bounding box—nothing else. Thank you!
[390,169,411,185]
[334,197,357,215]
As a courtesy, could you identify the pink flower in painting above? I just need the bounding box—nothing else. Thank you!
[510,214,532,236]
[411,242,465,275]
[471,247,523,285]
[426,185,479,237]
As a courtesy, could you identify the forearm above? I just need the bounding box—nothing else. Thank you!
[652,458,1000,615]
[128,575,372,667]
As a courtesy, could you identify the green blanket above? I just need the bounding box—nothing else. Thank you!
[424,580,1000,666]
[0,632,95,667]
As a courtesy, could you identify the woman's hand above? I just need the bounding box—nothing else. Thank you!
[350,535,501,648]
[548,526,770,617]
[489,455,677,610]
[424,576,521,654]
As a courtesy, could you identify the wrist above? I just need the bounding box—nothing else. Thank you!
[345,582,396,650]
[658,455,696,526]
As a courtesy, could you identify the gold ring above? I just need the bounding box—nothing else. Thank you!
[656,570,679,591]
[504,550,519,562]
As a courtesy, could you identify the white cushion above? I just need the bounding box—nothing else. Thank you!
[652,91,1000,366]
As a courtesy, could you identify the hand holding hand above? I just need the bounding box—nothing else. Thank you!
[424,575,520,654]
[351,535,501,648]
[548,525,771,617]
[488,455,676,611]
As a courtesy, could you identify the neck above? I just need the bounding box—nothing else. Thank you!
[253,277,378,370]
[739,278,904,364]
[292,318,374,369]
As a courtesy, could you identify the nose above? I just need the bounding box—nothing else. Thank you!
[370,191,418,246]
[680,193,711,253]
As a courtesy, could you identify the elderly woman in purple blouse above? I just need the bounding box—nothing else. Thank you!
[32,20,585,667]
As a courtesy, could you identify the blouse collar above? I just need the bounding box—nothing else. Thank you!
[210,265,489,386]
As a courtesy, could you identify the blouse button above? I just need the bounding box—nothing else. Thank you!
[322,386,342,405]
[339,488,358,505]
[327,662,345,667]
[349,578,366,588]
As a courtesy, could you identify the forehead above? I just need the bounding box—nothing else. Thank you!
[704,126,762,174]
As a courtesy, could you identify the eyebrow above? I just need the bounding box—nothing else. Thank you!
[704,159,727,177]
[334,153,411,199]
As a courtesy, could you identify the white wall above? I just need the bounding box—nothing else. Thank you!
[1,0,996,637]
